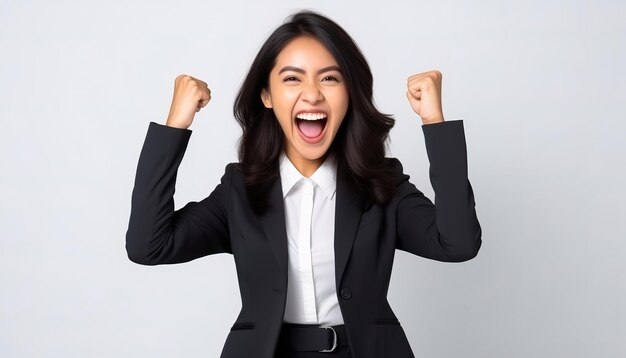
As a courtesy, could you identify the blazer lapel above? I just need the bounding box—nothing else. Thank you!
[259,168,364,286]
[334,170,364,284]
[260,178,289,277]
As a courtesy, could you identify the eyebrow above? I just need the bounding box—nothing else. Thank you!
[278,65,342,75]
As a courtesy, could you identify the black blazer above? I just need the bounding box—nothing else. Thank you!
[126,120,482,358]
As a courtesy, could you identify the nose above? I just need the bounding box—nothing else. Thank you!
[300,82,324,104]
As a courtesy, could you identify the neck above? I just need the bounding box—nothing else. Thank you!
[285,151,327,178]
[293,157,324,178]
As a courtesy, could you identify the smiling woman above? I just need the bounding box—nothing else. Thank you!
[260,36,349,176]
[126,10,482,358]
[234,13,398,215]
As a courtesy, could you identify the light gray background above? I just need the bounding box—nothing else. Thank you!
[1,0,624,357]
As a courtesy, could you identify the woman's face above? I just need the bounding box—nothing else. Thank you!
[261,36,349,175]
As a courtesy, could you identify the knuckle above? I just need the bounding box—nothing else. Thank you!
[189,81,200,91]
[425,76,437,86]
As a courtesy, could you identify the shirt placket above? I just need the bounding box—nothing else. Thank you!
[298,179,317,323]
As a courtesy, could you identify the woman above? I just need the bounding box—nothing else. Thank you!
[126,10,481,358]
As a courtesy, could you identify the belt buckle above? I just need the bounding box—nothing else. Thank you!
[319,326,337,352]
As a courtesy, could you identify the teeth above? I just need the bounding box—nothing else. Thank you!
[296,113,327,121]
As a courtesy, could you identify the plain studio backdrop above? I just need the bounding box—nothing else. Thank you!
[1,0,624,357]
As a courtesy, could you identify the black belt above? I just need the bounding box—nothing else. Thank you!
[278,323,349,352]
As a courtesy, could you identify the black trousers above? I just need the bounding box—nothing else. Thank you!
[274,323,352,358]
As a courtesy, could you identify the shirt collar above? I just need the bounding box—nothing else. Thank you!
[279,151,337,200]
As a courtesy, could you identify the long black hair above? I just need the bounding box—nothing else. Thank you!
[233,10,396,214]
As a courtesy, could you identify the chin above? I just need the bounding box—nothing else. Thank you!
[295,143,331,161]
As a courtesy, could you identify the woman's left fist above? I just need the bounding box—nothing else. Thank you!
[406,70,445,125]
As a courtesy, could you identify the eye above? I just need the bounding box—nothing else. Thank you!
[322,76,339,82]
[283,76,299,82]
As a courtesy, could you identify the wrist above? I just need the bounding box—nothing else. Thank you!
[165,117,190,129]
[421,117,445,125]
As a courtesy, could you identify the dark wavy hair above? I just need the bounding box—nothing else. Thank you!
[234,10,396,214]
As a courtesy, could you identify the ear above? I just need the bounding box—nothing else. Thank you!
[260,88,273,109]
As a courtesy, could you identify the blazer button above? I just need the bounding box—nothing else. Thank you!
[340,288,352,300]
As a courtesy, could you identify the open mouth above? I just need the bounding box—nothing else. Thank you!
[295,112,328,143]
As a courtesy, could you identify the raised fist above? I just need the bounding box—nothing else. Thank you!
[406,70,445,125]
[165,74,211,129]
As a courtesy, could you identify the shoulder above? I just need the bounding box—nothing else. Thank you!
[382,157,425,202]
[383,157,402,170]
[216,162,244,185]
[383,157,410,183]
[225,162,242,172]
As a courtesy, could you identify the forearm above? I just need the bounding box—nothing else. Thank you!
[125,122,192,265]
[422,120,482,260]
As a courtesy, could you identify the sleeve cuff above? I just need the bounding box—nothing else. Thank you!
[148,121,192,134]
[140,122,193,165]
[421,119,468,180]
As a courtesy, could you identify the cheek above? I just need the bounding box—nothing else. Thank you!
[330,90,350,124]
[272,87,299,106]
[270,90,297,125]
[274,111,292,136]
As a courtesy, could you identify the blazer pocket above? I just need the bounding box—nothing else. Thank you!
[230,322,256,331]
[373,318,401,326]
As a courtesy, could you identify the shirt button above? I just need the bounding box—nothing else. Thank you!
[340,288,352,300]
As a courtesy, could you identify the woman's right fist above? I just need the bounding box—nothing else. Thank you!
[165,74,211,129]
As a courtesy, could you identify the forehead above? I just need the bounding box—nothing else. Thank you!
[273,36,339,70]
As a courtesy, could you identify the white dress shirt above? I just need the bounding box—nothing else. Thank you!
[279,152,344,326]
